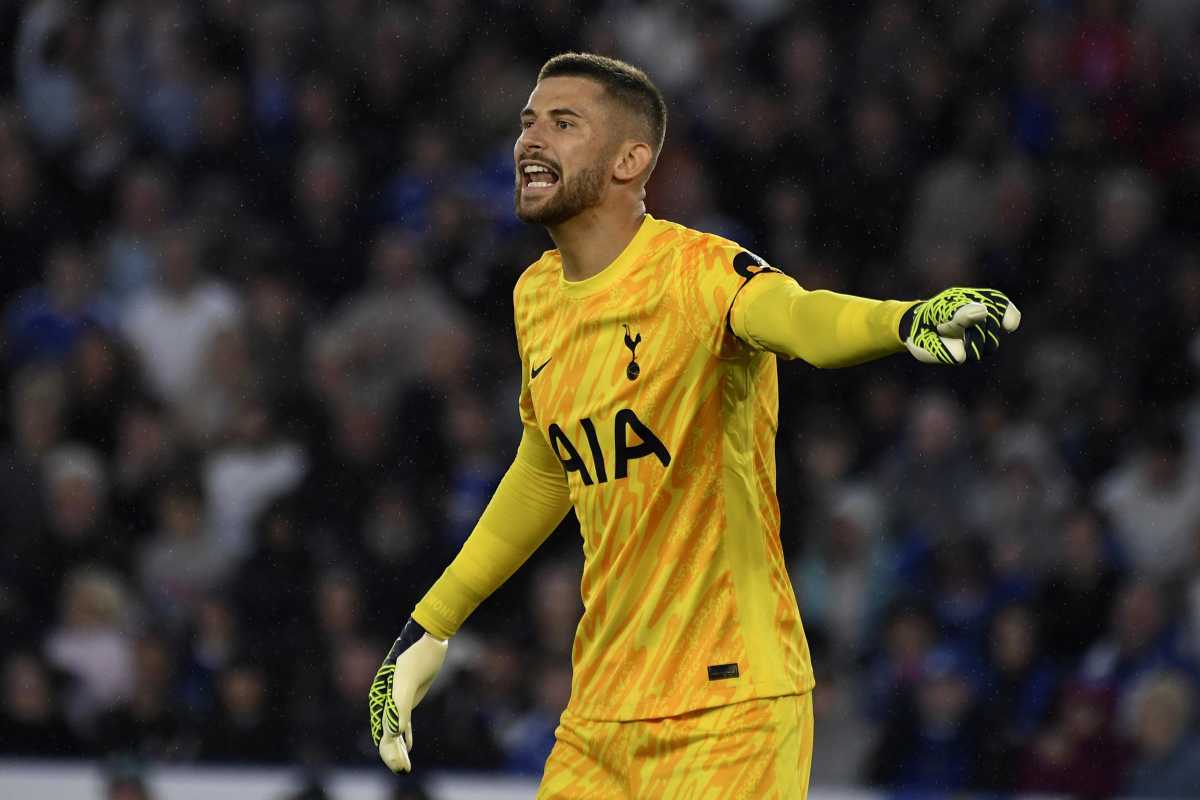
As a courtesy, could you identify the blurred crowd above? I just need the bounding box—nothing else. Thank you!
[1,0,1199,795]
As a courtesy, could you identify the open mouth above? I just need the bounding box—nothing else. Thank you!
[521,163,560,192]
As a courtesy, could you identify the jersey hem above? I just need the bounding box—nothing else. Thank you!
[563,677,816,723]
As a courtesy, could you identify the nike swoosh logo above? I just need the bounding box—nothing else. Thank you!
[531,358,551,379]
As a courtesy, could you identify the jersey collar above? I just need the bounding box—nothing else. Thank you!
[558,214,658,299]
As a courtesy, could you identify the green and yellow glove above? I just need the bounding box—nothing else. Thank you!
[369,618,448,773]
[900,287,1021,365]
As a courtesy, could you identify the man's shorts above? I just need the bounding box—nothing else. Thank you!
[537,692,814,799]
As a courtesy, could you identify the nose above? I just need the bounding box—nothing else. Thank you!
[517,121,546,155]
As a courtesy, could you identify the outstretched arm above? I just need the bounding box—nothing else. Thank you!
[730,274,1020,367]
[730,275,916,368]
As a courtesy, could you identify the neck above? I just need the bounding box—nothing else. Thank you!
[548,202,646,282]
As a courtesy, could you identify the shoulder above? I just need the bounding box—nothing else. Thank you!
[650,217,723,258]
[658,218,776,276]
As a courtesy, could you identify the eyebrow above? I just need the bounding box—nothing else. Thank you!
[519,107,585,120]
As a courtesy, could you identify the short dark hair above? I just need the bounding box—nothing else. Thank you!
[538,52,667,162]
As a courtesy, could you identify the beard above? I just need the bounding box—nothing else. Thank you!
[514,158,608,225]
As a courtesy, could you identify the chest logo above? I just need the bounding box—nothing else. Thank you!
[622,324,642,381]
[547,409,671,486]
[531,357,551,380]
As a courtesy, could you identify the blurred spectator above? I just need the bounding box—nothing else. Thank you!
[15,0,87,152]
[503,661,571,775]
[0,106,59,300]
[867,647,986,791]
[904,97,1004,284]
[359,481,446,624]
[966,423,1075,574]
[0,363,66,557]
[5,241,114,367]
[1038,507,1123,665]
[792,484,895,670]
[103,163,175,304]
[139,473,229,632]
[300,395,398,540]
[240,262,314,427]
[977,603,1058,788]
[198,661,286,763]
[233,494,315,650]
[926,537,1002,655]
[138,7,204,159]
[301,635,381,765]
[0,650,80,756]
[410,634,509,771]
[876,390,975,542]
[177,597,237,717]
[313,569,365,652]
[121,224,241,406]
[187,77,253,186]
[1080,579,1192,697]
[203,395,307,563]
[808,668,876,787]
[43,566,137,731]
[286,139,367,305]
[867,603,938,721]
[71,84,138,218]
[442,395,505,544]
[63,327,145,458]
[377,124,456,234]
[1124,670,1200,798]
[1018,680,1128,796]
[528,560,584,663]
[1091,167,1170,349]
[95,633,187,760]
[177,323,259,446]
[1098,422,1200,580]
[110,396,180,534]
[823,93,909,264]
[314,228,469,409]
[36,444,129,593]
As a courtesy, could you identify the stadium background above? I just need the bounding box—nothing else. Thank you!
[2,0,1199,798]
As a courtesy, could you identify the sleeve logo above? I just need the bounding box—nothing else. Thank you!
[732,250,779,281]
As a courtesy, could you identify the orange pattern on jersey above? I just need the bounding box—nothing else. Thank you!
[536,694,814,799]
[515,215,813,722]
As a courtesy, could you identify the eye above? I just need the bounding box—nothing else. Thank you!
[556,120,572,130]
[520,119,533,129]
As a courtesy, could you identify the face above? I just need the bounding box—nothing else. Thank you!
[993,606,1034,670]
[514,76,616,225]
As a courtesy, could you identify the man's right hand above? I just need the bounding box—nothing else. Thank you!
[368,618,448,773]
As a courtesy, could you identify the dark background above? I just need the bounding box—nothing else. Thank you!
[1,1,1198,796]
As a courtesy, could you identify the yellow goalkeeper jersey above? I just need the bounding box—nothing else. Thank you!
[515,214,814,721]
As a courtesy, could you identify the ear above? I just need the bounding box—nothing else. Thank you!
[611,141,654,184]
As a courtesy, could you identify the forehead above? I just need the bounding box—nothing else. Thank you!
[522,76,609,116]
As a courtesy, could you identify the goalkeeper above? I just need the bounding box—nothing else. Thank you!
[369,52,1020,799]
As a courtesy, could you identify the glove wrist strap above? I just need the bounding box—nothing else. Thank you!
[898,303,919,340]
[384,618,430,665]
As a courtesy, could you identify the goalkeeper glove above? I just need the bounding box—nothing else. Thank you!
[900,287,1021,365]
[369,618,448,773]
